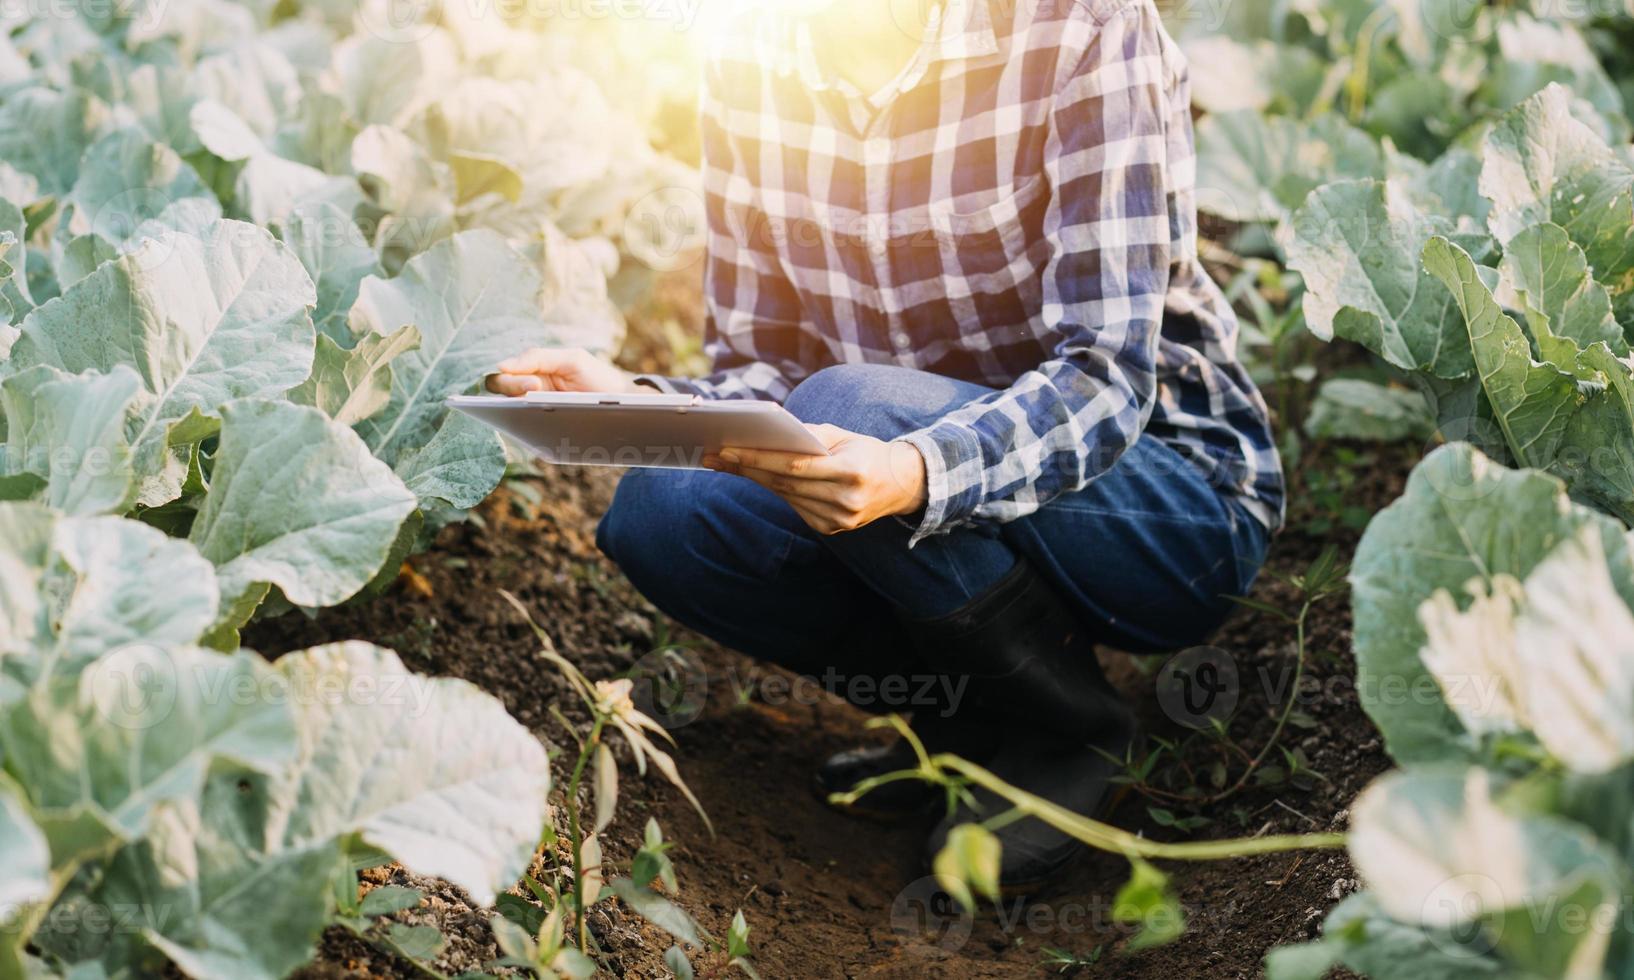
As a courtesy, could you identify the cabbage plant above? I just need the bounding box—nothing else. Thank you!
[1289,84,1634,525]
[1270,445,1634,979]
[0,1,704,976]
[0,502,553,979]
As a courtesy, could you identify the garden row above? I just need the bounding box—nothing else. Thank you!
[0,1,712,977]
[1194,3,1634,976]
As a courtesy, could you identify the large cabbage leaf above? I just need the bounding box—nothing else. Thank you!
[1417,526,1634,774]
[268,641,552,905]
[68,127,210,246]
[1499,222,1626,356]
[278,199,378,343]
[0,505,219,681]
[1196,111,1383,227]
[5,220,318,506]
[186,398,416,616]
[1480,84,1634,318]
[0,645,296,842]
[348,229,554,507]
[288,324,421,427]
[1348,768,1626,979]
[0,365,141,515]
[1422,235,1634,521]
[0,87,107,196]
[1287,179,1484,379]
[1349,443,1634,765]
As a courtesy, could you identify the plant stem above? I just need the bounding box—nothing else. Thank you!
[563,714,607,952]
[935,754,1345,860]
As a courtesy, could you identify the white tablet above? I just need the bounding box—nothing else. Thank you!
[446,391,831,469]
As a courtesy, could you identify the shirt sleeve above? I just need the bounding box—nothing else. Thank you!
[638,59,815,402]
[896,4,1176,544]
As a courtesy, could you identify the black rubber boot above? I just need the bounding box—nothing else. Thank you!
[908,561,1137,892]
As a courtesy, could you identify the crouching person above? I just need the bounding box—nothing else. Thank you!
[488,0,1282,890]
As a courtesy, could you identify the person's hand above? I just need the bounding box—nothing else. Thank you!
[703,424,927,534]
[486,347,639,395]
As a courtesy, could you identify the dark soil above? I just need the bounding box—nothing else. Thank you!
[248,427,1414,979]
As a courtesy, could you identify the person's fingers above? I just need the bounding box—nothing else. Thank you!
[486,372,544,395]
[784,497,851,535]
[721,463,841,504]
[496,347,580,376]
[805,423,852,451]
[716,445,855,481]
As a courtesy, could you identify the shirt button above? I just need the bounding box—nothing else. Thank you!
[869,240,886,257]
[892,332,911,350]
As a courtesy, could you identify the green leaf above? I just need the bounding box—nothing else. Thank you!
[607,878,703,948]
[43,513,219,673]
[1556,345,1634,523]
[289,325,421,427]
[392,408,505,510]
[1350,443,1634,764]
[269,642,551,906]
[0,87,106,196]
[1196,112,1383,226]
[727,909,753,961]
[1422,236,1585,470]
[489,912,537,963]
[664,945,696,980]
[1307,893,1508,980]
[1350,767,1624,978]
[1264,940,1343,980]
[187,398,417,613]
[1305,378,1436,443]
[386,923,444,961]
[189,100,337,227]
[69,127,210,246]
[1501,223,1624,357]
[350,229,558,467]
[56,777,342,980]
[0,783,49,910]
[279,200,378,344]
[1416,526,1634,773]
[1111,857,1185,949]
[1288,179,1479,379]
[359,885,424,917]
[1182,37,1330,117]
[6,220,317,507]
[0,645,297,840]
[1480,84,1634,317]
[931,823,1001,911]
[0,365,141,515]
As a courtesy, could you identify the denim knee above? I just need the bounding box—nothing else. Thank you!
[784,363,968,440]
[596,468,672,576]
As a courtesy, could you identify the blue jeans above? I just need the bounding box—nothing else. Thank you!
[597,364,1269,681]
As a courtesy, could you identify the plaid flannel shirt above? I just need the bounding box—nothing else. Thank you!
[642,0,1285,543]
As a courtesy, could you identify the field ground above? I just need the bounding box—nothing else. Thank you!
[250,394,1413,977]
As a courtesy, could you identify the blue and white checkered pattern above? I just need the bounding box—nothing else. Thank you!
[644,0,1285,542]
